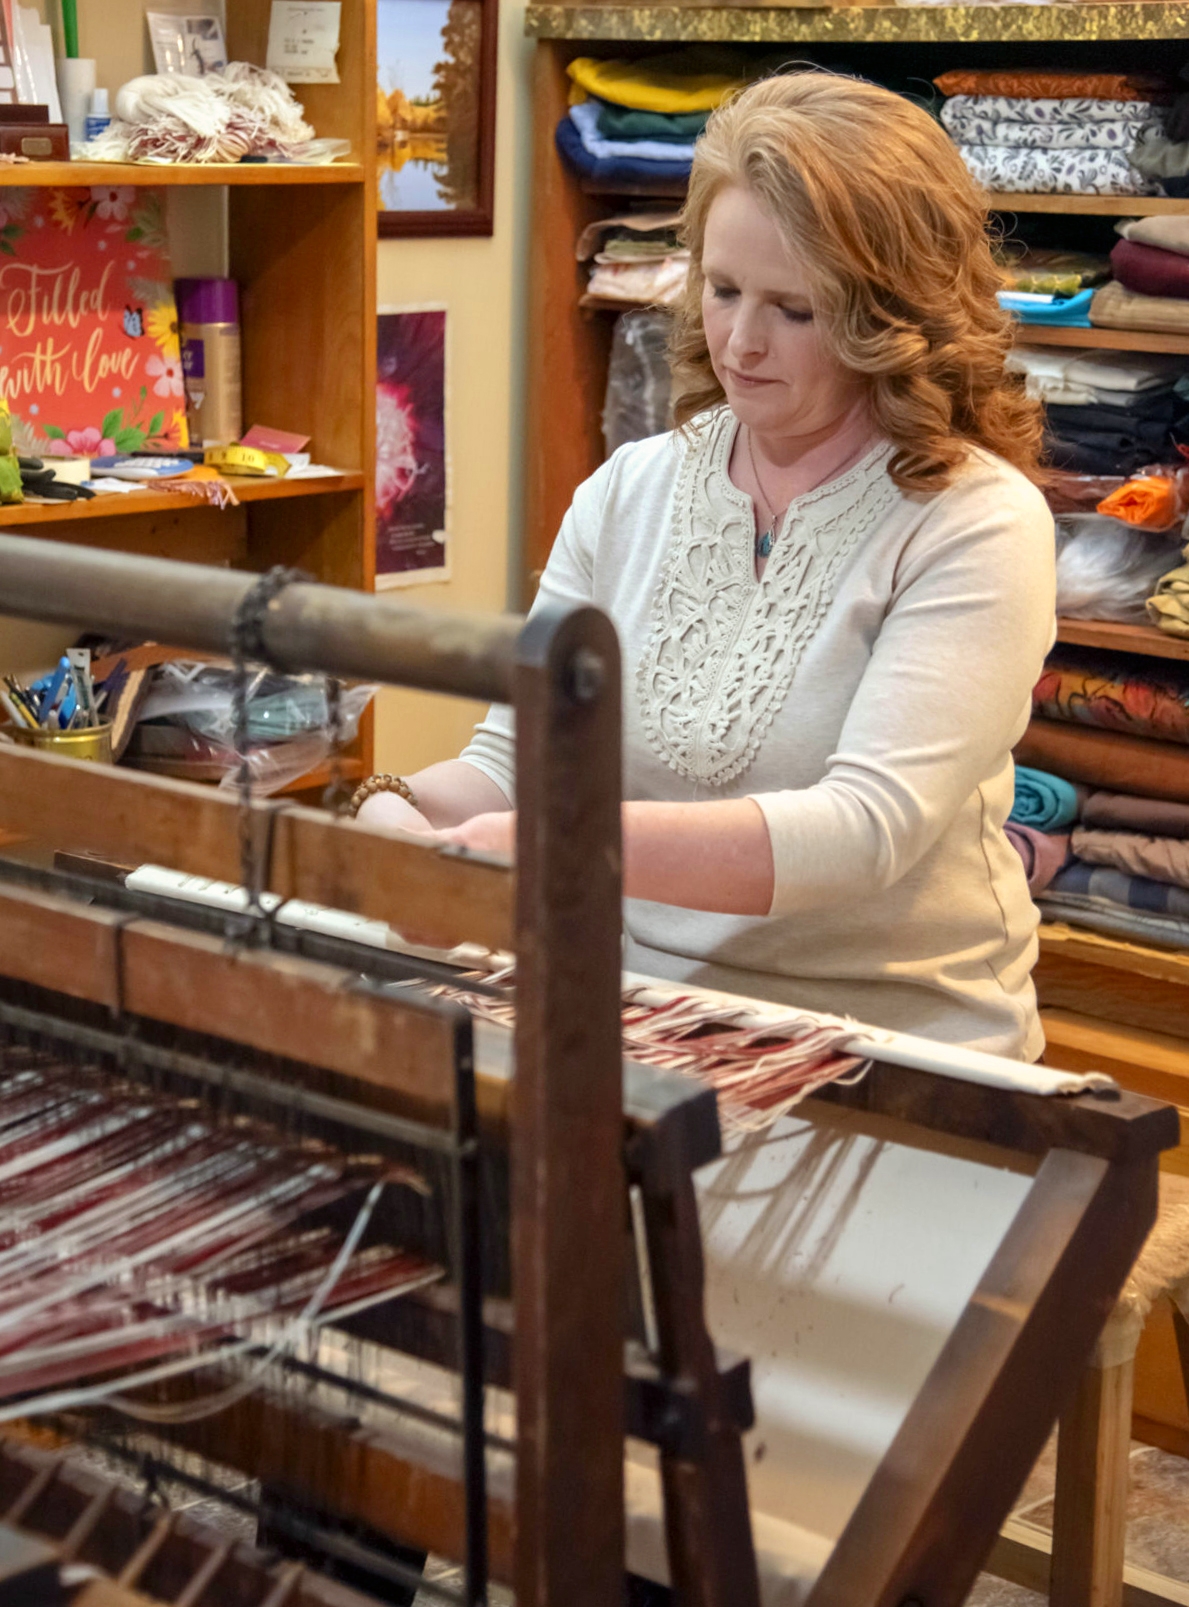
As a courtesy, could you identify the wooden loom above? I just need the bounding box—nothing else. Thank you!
[0,531,1179,1607]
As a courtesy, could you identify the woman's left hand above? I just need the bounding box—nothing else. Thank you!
[436,811,515,857]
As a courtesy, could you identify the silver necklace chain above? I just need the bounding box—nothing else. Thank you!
[746,427,784,561]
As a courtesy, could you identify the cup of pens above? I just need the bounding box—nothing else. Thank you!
[1,649,113,763]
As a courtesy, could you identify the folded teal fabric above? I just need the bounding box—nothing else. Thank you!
[596,101,710,142]
[1010,765,1083,830]
[998,287,1095,327]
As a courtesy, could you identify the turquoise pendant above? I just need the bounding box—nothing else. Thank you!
[756,527,774,560]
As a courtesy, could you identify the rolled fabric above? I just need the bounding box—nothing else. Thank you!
[1009,764,1083,830]
[1083,788,1189,837]
[1016,717,1189,803]
[1037,892,1189,949]
[1072,825,1189,890]
[1005,822,1072,893]
[1091,279,1189,332]
[1111,237,1189,298]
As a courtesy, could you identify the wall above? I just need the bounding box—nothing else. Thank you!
[373,0,533,774]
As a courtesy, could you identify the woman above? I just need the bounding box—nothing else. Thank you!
[358,71,1055,1060]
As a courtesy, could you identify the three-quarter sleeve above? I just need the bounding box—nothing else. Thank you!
[750,480,1056,917]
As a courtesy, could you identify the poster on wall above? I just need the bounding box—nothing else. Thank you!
[0,186,187,458]
[375,305,448,589]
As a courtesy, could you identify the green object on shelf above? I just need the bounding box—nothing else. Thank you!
[61,0,78,58]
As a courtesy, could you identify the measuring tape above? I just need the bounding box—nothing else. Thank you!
[204,444,290,478]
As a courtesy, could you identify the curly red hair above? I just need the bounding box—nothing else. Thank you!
[672,71,1044,491]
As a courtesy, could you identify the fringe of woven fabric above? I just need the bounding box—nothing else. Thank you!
[423,977,869,1135]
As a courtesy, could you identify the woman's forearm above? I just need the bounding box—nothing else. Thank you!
[405,760,511,828]
[623,798,774,914]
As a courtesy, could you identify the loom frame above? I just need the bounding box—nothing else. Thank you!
[0,533,1179,1607]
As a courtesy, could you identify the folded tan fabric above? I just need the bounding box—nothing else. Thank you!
[1016,717,1189,802]
[1091,279,1189,332]
[1083,788,1189,836]
[1073,824,1189,887]
[1147,562,1189,638]
[1117,214,1189,258]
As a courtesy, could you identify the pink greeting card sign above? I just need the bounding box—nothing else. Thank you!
[0,185,188,456]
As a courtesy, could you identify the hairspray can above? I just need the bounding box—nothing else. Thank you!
[175,278,242,446]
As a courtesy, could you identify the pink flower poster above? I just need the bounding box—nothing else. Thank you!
[375,305,448,588]
[0,185,187,457]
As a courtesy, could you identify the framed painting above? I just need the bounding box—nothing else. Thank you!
[376,0,498,239]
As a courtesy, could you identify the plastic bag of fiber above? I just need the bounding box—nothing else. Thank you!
[1055,513,1183,623]
[602,309,673,459]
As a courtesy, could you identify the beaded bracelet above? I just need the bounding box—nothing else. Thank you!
[348,773,419,818]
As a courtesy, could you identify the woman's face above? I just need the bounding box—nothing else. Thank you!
[701,184,863,441]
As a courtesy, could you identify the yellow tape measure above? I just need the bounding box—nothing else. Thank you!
[204,444,290,478]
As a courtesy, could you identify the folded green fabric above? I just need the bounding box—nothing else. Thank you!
[1148,563,1189,637]
[595,102,710,142]
[1010,765,1083,831]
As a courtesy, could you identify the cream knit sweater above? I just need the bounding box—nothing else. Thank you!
[462,408,1056,1058]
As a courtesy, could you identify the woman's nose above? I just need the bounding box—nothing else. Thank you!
[728,301,765,360]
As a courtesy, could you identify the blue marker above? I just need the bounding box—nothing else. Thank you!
[37,657,69,725]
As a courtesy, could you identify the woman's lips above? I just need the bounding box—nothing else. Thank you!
[725,369,778,388]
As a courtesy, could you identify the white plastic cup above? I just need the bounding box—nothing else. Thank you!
[57,56,96,145]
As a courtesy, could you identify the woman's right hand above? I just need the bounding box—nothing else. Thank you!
[355,789,436,836]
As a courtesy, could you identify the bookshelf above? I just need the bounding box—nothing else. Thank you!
[0,0,377,779]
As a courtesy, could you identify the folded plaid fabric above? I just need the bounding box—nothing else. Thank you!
[1048,857,1189,916]
[1037,893,1189,949]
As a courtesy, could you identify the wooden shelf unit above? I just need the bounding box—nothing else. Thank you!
[3,0,377,775]
[1055,618,1189,662]
[523,25,1189,595]
[0,162,365,187]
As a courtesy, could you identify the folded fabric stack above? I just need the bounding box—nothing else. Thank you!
[935,69,1168,197]
[1007,346,1189,475]
[996,248,1110,328]
[556,48,747,187]
[575,210,688,308]
[1085,213,1189,336]
[1036,788,1189,949]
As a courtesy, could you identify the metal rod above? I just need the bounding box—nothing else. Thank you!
[0,535,521,703]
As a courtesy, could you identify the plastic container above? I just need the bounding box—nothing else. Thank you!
[84,87,110,140]
[175,278,243,447]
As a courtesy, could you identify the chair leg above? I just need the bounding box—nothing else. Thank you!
[1172,1300,1189,1410]
[1050,1352,1136,1607]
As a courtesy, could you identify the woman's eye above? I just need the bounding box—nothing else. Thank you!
[709,284,737,301]
[781,307,813,324]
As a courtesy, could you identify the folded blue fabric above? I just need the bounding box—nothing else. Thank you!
[997,288,1095,328]
[570,101,698,163]
[1037,893,1189,950]
[1047,858,1189,917]
[1009,766,1082,831]
[555,115,693,186]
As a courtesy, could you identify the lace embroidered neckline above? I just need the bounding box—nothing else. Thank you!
[636,409,895,788]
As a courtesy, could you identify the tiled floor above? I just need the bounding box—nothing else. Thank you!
[409,1436,1189,1606]
[964,1435,1189,1606]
